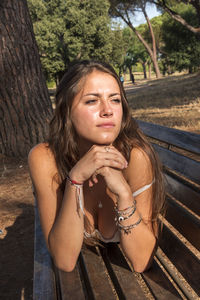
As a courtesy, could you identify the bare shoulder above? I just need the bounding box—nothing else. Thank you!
[29,142,51,160]
[28,143,54,166]
[129,147,151,166]
[28,143,57,181]
[124,147,153,187]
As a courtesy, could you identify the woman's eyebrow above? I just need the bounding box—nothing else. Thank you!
[109,93,121,97]
[83,92,121,97]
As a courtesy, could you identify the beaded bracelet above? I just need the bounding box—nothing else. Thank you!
[114,200,136,221]
[66,175,84,215]
[115,200,136,222]
[114,202,136,215]
[117,215,142,234]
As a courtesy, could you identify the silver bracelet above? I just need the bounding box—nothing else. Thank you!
[115,200,136,222]
[117,215,142,234]
[115,205,136,222]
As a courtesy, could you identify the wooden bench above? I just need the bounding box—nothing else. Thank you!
[33,121,200,300]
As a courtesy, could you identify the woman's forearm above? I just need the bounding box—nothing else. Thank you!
[48,182,84,272]
[117,192,156,273]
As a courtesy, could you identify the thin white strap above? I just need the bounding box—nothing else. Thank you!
[74,184,85,215]
[132,179,155,197]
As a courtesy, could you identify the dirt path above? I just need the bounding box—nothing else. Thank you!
[0,155,34,300]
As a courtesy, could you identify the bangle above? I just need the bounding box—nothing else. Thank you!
[117,215,142,234]
[114,200,136,222]
[115,200,136,222]
[66,175,84,215]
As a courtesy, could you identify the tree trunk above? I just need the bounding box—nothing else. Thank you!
[148,62,151,79]
[128,66,132,80]
[142,63,147,79]
[142,7,161,78]
[114,8,162,79]
[0,0,53,157]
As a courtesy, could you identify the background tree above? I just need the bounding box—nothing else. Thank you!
[160,4,200,73]
[122,28,138,78]
[0,0,53,157]
[28,0,113,83]
[109,0,162,78]
[109,25,131,74]
[150,0,200,36]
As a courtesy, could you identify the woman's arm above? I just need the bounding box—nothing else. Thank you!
[119,147,157,273]
[28,143,84,272]
[96,147,157,273]
[28,143,127,272]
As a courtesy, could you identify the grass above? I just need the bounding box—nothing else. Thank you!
[125,72,200,134]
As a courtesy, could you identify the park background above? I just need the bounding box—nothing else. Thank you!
[0,1,200,299]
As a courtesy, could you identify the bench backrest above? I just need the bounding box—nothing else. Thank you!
[138,120,200,298]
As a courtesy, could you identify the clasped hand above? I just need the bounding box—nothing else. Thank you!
[69,145,129,197]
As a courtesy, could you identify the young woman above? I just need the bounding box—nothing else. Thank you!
[28,60,165,273]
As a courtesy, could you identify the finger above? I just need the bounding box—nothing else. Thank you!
[97,158,126,170]
[101,153,128,169]
[91,145,127,165]
[93,150,127,168]
[103,146,128,166]
[89,179,94,187]
[92,173,98,183]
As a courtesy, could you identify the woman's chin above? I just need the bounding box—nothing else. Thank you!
[78,134,118,148]
[95,137,115,145]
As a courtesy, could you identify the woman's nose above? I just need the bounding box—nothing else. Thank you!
[100,101,113,117]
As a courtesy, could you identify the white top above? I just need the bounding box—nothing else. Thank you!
[84,179,155,243]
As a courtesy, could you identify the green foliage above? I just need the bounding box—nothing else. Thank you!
[111,26,143,74]
[150,0,200,35]
[28,0,114,81]
[161,4,200,73]
[109,26,125,71]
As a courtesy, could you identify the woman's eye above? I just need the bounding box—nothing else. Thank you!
[85,99,97,104]
[112,98,121,103]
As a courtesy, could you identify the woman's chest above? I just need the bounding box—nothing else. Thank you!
[83,181,117,236]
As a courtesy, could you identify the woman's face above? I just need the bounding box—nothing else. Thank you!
[71,70,123,148]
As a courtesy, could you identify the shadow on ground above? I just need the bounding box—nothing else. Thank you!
[0,201,34,299]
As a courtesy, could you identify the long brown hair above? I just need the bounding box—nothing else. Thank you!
[48,60,165,236]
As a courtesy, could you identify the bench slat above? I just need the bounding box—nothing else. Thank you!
[34,203,57,300]
[165,197,200,251]
[160,225,200,295]
[55,265,85,300]
[165,175,200,214]
[153,144,200,185]
[156,249,197,300]
[142,259,182,299]
[100,243,148,299]
[138,120,200,155]
[79,245,116,299]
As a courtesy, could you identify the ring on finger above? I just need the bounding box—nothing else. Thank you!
[105,146,110,152]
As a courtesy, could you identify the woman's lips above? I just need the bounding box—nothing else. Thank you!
[97,123,115,128]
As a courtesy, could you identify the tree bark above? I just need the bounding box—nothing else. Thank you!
[0,0,53,157]
[142,62,147,79]
[148,62,151,79]
[142,6,161,78]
